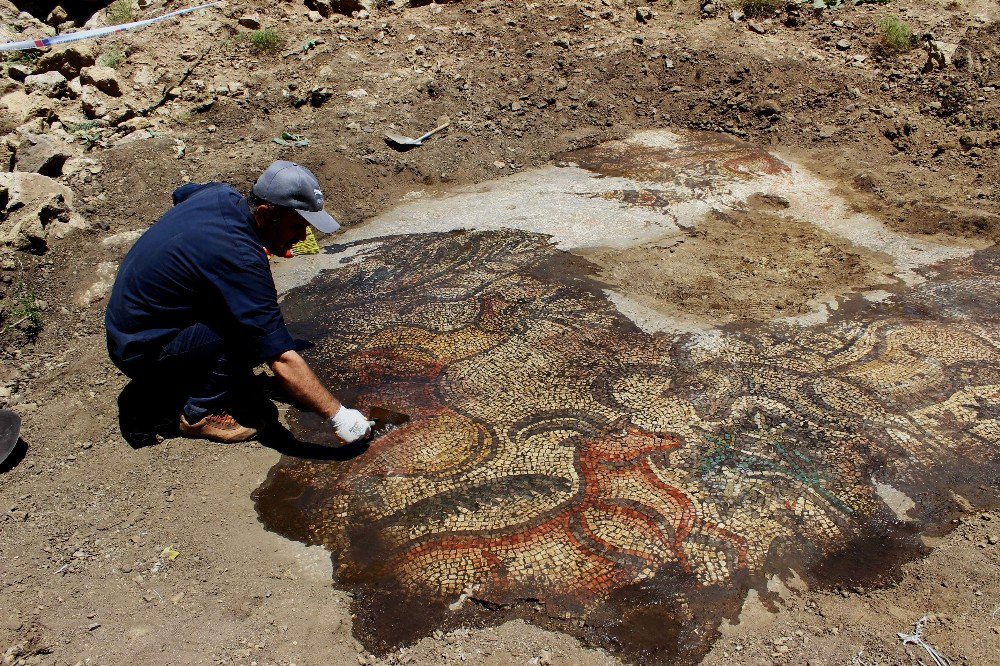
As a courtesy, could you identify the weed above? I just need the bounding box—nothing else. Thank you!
[877,16,914,55]
[247,28,285,55]
[5,286,42,334]
[65,121,106,149]
[98,47,125,68]
[3,48,41,65]
[742,0,783,18]
[107,0,134,24]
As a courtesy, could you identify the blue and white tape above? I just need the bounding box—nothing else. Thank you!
[0,2,221,53]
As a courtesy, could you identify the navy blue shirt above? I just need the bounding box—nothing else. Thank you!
[105,182,295,367]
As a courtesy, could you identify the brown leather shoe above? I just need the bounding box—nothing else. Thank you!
[178,411,258,443]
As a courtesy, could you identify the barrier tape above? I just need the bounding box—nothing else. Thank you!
[0,2,221,53]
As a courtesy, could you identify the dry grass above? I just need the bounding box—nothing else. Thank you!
[877,16,915,55]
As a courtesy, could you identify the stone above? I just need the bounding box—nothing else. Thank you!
[132,65,158,87]
[1,91,54,126]
[756,100,782,116]
[237,14,261,29]
[635,6,653,23]
[80,66,121,97]
[46,6,68,27]
[730,10,744,22]
[77,261,119,305]
[23,71,69,98]
[748,22,766,34]
[818,124,837,139]
[80,86,110,119]
[836,40,851,51]
[307,0,373,17]
[13,134,75,177]
[0,171,87,252]
[100,229,145,251]
[35,45,96,79]
[6,64,32,83]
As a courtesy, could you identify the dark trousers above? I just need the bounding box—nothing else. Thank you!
[116,323,254,422]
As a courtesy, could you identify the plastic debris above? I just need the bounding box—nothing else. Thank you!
[272,132,310,147]
[898,616,952,666]
[160,546,180,561]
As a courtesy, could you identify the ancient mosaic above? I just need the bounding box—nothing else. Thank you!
[255,210,998,662]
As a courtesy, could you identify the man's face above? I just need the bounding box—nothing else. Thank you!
[255,204,309,257]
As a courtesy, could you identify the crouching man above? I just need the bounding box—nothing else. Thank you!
[105,161,372,444]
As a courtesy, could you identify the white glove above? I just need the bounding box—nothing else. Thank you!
[328,405,375,443]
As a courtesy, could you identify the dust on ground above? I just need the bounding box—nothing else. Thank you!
[1,0,998,665]
[583,193,897,327]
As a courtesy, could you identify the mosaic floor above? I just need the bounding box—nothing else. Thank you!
[255,134,998,664]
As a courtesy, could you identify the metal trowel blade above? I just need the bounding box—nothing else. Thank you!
[367,406,410,440]
[0,409,22,467]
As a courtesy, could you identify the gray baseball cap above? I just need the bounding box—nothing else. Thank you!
[251,160,340,233]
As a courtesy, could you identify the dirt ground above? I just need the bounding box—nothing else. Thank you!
[1,0,998,664]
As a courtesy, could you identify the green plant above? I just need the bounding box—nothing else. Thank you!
[247,28,285,55]
[107,0,134,24]
[742,0,783,17]
[98,47,125,68]
[3,48,41,65]
[5,287,42,334]
[877,16,915,55]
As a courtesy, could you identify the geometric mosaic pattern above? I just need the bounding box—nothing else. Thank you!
[255,232,998,663]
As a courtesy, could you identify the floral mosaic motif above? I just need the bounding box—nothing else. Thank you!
[256,231,998,663]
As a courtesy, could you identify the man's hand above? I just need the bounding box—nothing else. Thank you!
[328,405,375,443]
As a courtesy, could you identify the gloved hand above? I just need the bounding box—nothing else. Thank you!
[328,405,375,443]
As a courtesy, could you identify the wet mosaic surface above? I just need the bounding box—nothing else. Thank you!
[255,133,997,664]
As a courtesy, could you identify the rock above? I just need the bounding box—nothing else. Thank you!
[132,65,158,87]
[100,229,145,251]
[23,71,69,98]
[747,21,766,34]
[237,14,261,29]
[924,39,958,72]
[818,125,837,139]
[6,64,32,83]
[113,129,155,147]
[1,91,55,126]
[836,40,851,51]
[702,3,716,14]
[0,171,87,252]
[80,86,110,119]
[307,0,373,17]
[77,261,118,305]
[13,134,75,177]
[756,100,782,116]
[730,10,744,22]
[635,6,653,23]
[80,66,121,97]
[35,45,96,79]
[46,6,68,27]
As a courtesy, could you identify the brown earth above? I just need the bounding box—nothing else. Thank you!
[583,193,897,326]
[1,0,998,665]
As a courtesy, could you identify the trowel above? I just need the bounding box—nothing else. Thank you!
[0,409,21,467]
[291,405,410,447]
[384,121,450,150]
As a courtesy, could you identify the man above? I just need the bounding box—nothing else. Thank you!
[105,161,372,444]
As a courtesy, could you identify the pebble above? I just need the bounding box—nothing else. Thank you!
[836,40,851,51]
